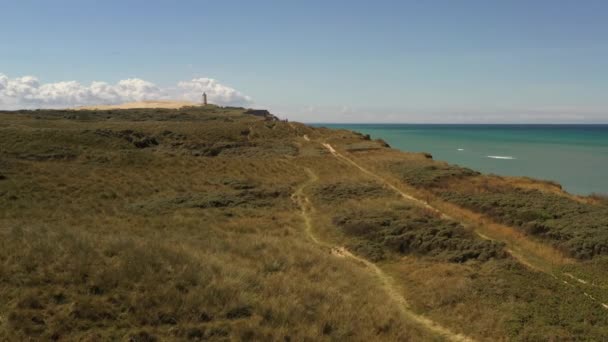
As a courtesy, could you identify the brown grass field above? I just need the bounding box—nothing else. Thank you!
[1,106,607,341]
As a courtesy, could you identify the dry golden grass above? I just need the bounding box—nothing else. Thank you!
[2,107,608,340]
[0,109,433,341]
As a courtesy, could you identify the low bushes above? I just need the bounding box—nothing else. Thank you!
[131,187,291,212]
[389,161,480,187]
[441,187,608,259]
[312,181,395,203]
[387,158,608,260]
[332,206,506,263]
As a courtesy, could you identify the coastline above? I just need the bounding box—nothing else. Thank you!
[312,123,608,196]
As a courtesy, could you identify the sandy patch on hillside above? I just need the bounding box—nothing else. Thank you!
[76,100,199,110]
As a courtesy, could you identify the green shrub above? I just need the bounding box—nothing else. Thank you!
[441,188,608,259]
[333,205,506,263]
[389,161,480,187]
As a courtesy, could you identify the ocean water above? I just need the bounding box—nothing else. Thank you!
[315,124,608,196]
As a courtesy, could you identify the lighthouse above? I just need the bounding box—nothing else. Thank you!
[202,92,208,106]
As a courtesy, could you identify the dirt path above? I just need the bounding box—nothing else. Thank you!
[322,143,443,216]
[322,142,554,265]
[326,140,561,273]
[291,166,475,342]
[320,143,608,311]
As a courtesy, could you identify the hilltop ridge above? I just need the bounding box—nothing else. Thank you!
[75,100,200,110]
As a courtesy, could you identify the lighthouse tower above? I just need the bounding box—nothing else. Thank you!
[202,92,208,106]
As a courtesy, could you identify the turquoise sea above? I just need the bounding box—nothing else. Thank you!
[315,124,608,196]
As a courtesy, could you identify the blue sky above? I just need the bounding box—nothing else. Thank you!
[1,0,607,122]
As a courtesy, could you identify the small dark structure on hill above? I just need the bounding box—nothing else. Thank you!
[202,92,208,106]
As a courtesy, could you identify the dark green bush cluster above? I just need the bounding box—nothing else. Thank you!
[217,141,299,158]
[441,188,608,259]
[333,207,505,262]
[312,181,395,203]
[389,161,480,187]
[187,141,253,157]
[94,129,159,148]
[186,141,297,158]
[132,187,291,212]
[344,141,386,152]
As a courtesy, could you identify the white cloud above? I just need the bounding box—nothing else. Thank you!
[0,73,252,109]
[177,78,252,106]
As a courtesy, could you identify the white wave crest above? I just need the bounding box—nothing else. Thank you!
[487,155,515,160]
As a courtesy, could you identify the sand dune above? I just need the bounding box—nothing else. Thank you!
[76,100,200,110]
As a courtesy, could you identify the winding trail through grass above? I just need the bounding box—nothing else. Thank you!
[322,143,443,215]
[290,166,475,342]
[320,142,608,311]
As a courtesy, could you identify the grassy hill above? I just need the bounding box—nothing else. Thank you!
[1,106,607,341]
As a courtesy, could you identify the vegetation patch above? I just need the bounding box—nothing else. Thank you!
[344,141,385,152]
[389,161,480,187]
[441,187,608,259]
[9,148,78,161]
[187,141,252,157]
[131,187,291,212]
[386,157,608,260]
[210,178,259,190]
[332,206,506,262]
[3,107,607,340]
[217,141,299,158]
[94,129,159,148]
[312,181,395,203]
[0,227,245,341]
[1,105,257,122]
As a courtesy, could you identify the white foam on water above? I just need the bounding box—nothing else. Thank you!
[487,155,515,160]
[457,148,464,151]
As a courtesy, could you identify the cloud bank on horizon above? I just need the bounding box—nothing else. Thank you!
[2,73,606,123]
[0,74,253,109]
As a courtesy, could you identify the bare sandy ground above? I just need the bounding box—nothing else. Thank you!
[76,100,199,110]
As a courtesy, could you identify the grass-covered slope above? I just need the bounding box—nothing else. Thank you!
[1,107,607,341]
[299,140,608,340]
[0,107,427,341]
[387,158,608,260]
